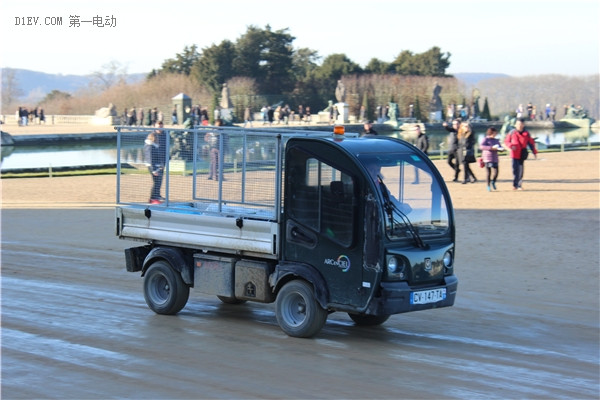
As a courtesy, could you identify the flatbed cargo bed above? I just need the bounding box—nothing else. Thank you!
[115,126,334,258]
[116,202,278,258]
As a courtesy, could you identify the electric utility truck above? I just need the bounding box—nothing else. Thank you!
[115,125,457,337]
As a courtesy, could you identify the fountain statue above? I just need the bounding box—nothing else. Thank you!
[429,83,443,122]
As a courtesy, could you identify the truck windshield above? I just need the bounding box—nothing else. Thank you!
[358,153,450,241]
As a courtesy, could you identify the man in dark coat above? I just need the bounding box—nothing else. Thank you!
[443,119,461,181]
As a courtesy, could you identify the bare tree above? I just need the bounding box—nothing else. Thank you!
[1,68,24,114]
[90,61,129,91]
[477,74,599,120]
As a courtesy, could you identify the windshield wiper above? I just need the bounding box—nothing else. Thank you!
[377,175,428,249]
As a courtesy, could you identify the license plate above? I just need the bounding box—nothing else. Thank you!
[411,288,446,305]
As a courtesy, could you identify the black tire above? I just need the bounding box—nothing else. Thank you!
[217,295,247,305]
[275,280,327,338]
[348,313,390,326]
[144,260,190,315]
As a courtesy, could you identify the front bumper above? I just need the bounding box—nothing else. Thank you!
[365,275,458,315]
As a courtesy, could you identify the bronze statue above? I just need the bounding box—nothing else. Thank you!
[565,104,588,119]
[429,83,443,112]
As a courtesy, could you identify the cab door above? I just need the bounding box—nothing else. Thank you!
[282,140,368,309]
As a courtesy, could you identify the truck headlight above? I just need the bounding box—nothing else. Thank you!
[387,255,406,279]
[443,250,453,269]
[387,256,399,273]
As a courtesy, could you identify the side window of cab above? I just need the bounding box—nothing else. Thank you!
[287,147,355,247]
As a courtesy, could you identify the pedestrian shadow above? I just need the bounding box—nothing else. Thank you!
[513,178,600,192]
[524,178,599,185]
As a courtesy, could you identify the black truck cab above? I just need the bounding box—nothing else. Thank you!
[280,135,457,327]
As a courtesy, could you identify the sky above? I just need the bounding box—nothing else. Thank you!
[1,0,599,77]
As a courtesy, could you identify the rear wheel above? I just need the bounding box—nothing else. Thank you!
[348,313,390,326]
[276,280,327,338]
[144,260,189,315]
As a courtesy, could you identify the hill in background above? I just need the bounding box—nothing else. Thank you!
[3,68,505,104]
[452,72,510,87]
[1,68,146,103]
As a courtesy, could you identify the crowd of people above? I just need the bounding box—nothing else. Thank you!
[512,102,587,121]
[514,102,557,121]
[443,117,537,191]
[190,105,211,126]
[255,104,313,126]
[138,113,540,204]
[122,107,166,127]
[15,106,45,125]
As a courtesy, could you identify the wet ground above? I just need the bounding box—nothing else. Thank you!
[2,149,600,398]
[2,206,598,399]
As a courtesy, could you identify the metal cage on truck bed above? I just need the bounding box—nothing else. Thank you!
[115,125,334,258]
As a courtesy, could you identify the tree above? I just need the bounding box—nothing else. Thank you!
[481,97,491,120]
[91,60,128,90]
[477,74,599,120]
[391,50,417,75]
[364,58,390,74]
[316,53,362,80]
[188,25,297,97]
[361,91,370,122]
[1,68,24,113]
[41,90,71,102]
[191,40,236,93]
[259,26,296,95]
[231,25,296,95]
[232,26,266,79]
[391,47,451,76]
[157,45,201,76]
[415,47,451,76]
[287,48,322,109]
[291,47,320,82]
[413,97,423,121]
[37,89,73,115]
[313,53,362,104]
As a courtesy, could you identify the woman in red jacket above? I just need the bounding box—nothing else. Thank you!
[504,118,537,190]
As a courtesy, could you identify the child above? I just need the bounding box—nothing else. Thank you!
[479,127,504,191]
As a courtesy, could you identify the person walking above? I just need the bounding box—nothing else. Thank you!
[144,132,163,204]
[458,122,477,184]
[443,119,461,181]
[361,121,378,136]
[413,125,429,184]
[479,127,503,191]
[205,119,223,180]
[504,118,537,190]
[137,108,144,127]
[243,107,253,128]
[171,106,178,125]
[267,107,274,125]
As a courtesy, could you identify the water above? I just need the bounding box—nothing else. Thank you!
[1,142,118,171]
[1,127,598,171]
[397,127,599,151]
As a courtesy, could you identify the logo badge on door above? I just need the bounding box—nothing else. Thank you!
[324,255,351,272]
[424,258,432,271]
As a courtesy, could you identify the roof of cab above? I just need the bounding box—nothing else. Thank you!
[324,135,416,156]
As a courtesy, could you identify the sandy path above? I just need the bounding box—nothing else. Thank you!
[1,150,598,210]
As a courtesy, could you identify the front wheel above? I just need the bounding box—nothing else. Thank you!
[144,260,190,315]
[348,313,390,326]
[275,280,327,338]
